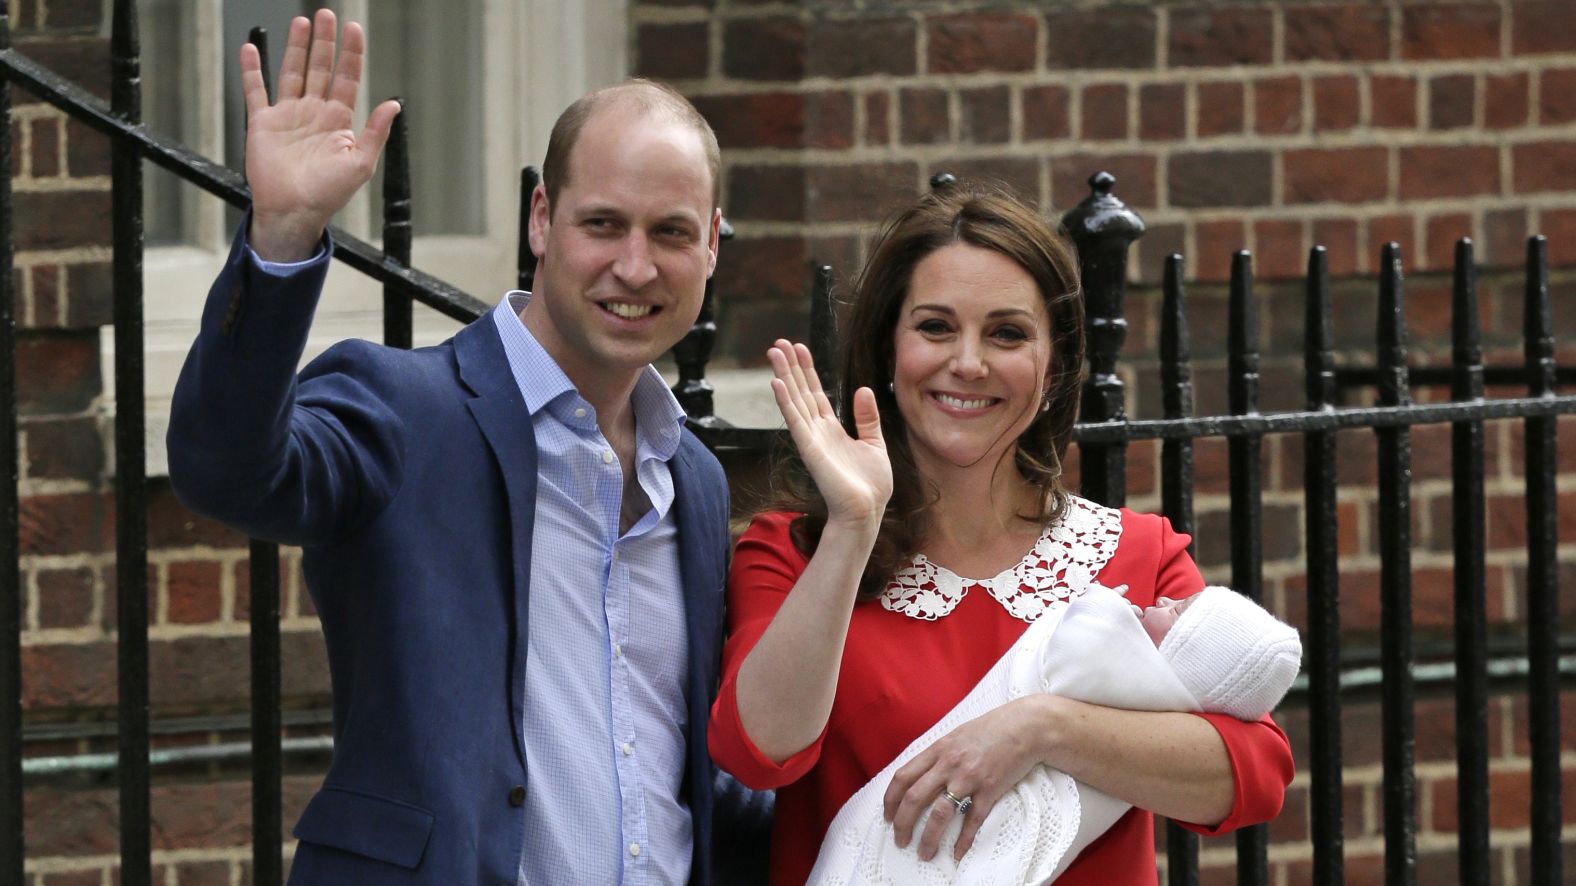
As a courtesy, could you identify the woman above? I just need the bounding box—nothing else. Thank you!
[708,185,1293,883]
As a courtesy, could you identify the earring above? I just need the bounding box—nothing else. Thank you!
[1040,391,1052,413]
[888,381,896,395]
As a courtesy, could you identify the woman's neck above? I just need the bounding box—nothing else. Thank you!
[915,448,1042,554]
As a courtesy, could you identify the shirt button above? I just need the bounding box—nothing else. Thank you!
[613,643,622,658]
[574,407,587,418]
[622,741,633,756]
[602,450,614,464]
[508,785,525,807]
[629,842,641,858]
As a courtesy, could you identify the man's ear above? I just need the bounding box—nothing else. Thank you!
[706,207,722,278]
[527,184,551,261]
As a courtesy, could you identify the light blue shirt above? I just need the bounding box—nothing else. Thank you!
[251,240,695,883]
[492,293,694,886]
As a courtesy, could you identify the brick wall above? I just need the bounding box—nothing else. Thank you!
[634,0,1576,882]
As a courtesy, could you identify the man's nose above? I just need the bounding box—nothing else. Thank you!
[612,232,658,289]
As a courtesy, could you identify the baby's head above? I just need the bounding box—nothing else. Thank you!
[1143,587,1303,720]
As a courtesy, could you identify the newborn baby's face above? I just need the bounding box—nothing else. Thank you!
[1134,595,1195,647]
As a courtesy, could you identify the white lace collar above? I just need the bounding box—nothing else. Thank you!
[879,496,1123,623]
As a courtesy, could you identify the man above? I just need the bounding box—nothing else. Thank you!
[167,9,765,883]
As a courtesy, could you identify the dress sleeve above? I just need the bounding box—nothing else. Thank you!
[707,512,828,790]
[1149,514,1297,834]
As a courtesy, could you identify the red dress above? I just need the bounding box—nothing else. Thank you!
[709,498,1295,885]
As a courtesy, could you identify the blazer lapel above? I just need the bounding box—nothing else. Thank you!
[456,317,538,768]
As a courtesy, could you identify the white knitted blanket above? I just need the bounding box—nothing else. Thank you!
[806,584,1201,886]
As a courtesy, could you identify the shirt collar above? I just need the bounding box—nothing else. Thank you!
[491,291,686,461]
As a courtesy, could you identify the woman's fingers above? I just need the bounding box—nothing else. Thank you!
[888,764,949,848]
[915,794,961,861]
[951,790,998,860]
[850,386,883,447]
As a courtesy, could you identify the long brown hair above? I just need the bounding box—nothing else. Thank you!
[770,184,1085,598]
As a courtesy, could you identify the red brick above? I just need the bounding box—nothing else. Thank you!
[1022,85,1071,141]
[1050,153,1156,210]
[16,333,99,415]
[15,189,111,251]
[1429,73,1476,130]
[1253,76,1302,135]
[23,414,103,481]
[723,16,804,82]
[1513,141,1576,193]
[1365,214,1416,274]
[30,264,61,328]
[64,260,113,328]
[1044,6,1156,70]
[717,295,808,364]
[1402,4,1502,60]
[233,558,253,621]
[1196,81,1244,137]
[1312,218,1360,276]
[692,93,803,149]
[899,87,949,145]
[146,482,247,549]
[39,871,104,886]
[1399,145,1500,199]
[1513,1,1576,54]
[1080,83,1128,141]
[35,565,96,630]
[12,36,111,107]
[1484,73,1530,129]
[808,17,916,79]
[1425,213,1473,272]
[1194,219,1247,283]
[863,91,890,146]
[1139,83,1185,140]
[1312,75,1360,132]
[166,560,223,625]
[1169,7,1273,67]
[714,238,807,304]
[1284,147,1389,205]
[805,91,854,150]
[960,85,1010,144]
[1169,151,1271,208]
[1539,68,1576,125]
[1132,221,1183,285]
[41,0,104,31]
[926,13,1036,74]
[1254,219,1306,280]
[726,165,805,223]
[30,116,60,177]
[1484,208,1529,267]
[1370,74,1419,129]
[634,22,708,81]
[1285,5,1391,61]
[166,860,231,886]
[65,117,110,177]
[1541,208,1576,267]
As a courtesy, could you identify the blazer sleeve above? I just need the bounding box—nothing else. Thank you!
[708,511,828,790]
[166,220,405,546]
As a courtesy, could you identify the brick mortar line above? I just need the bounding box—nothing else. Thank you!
[21,620,320,647]
[12,175,110,192]
[674,54,1576,97]
[12,245,112,263]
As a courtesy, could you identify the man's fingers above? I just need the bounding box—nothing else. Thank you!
[239,43,268,117]
[356,99,402,161]
[329,21,366,109]
[275,15,311,100]
[302,8,338,99]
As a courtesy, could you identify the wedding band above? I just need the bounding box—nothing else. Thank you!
[943,789,973,815]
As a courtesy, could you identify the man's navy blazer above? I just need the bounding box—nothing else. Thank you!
[167,228,748,884]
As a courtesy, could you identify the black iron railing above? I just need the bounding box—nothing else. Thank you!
[4,2,1576,885]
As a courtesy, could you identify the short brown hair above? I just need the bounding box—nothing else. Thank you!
[774,183,1085,598]
[540,78,721,212]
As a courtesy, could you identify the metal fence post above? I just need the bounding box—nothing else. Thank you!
[1060,172,1143,507]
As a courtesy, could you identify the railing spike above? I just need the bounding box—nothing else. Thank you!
[382,99,412,349]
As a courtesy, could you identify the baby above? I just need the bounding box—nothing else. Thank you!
[809,585,1302,886]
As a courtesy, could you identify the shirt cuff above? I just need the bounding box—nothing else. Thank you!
[245,237,329,277]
